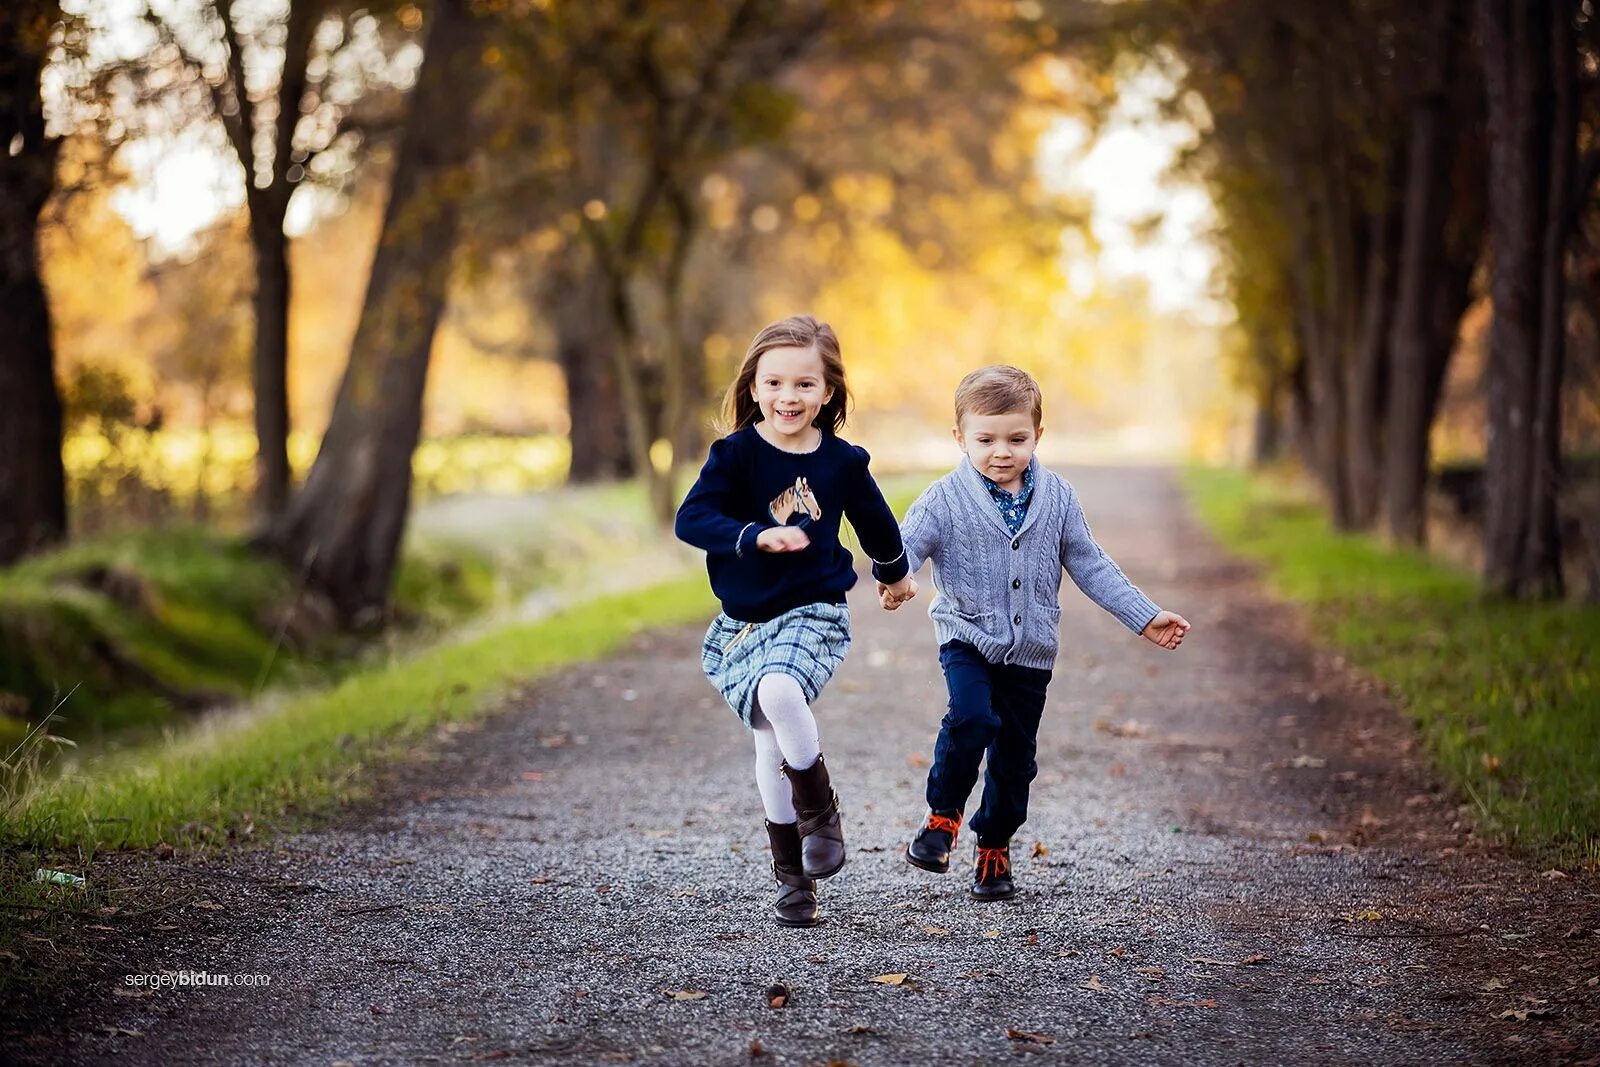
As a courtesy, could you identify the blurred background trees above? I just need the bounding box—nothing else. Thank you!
[2,0,1598,612]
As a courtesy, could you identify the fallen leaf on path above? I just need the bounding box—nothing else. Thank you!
[1190,955,1269,967]
[808,953,829,963]
[1481,978,1508,991]
[1031,841,1049,858]
[907,753,929,768]
[665,990,707,1001]
[749,1038,765,1057]
[1025,932,1040,946]
[1346,909,1383,922]
[101,1026,141,1037]
[871,973,909,985]
[1105,946,1127,957]
[1006,1029,1056,1044]
[922,925,950,937]
[1496,1006,1554,1021]
[1081,975,1108,991]
[982,930,1001,939]
[1095,719,1150,738]
[1540,869,1568,880]
[1137,966,1167,981]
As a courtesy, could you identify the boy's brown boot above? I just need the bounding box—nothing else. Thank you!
[971,841,1016,901]
[782,755,847,878]
[765,820,820,927]
[906,810,962,873]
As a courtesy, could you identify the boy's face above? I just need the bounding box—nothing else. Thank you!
[954,410,1041,494]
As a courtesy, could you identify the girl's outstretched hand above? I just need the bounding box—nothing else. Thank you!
[1141,610,1191,650]
[757,526,810,552]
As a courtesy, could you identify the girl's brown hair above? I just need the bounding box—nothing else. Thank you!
[718,314,850,435]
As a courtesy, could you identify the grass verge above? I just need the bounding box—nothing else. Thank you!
[1183,465,1600,866]
[3,575,712,853]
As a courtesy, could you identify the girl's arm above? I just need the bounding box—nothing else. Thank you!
[1058,480,1161,635]
[843,446,910,585]
[674,437,766,558]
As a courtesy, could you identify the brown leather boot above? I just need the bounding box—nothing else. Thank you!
[765,820,820,927]
[783,754,846,879]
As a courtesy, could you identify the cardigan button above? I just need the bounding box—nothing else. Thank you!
[1013,613,1022,625]
[1012,578,1021,589]
[1011,539,1020,550]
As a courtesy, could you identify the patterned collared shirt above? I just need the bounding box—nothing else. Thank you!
[980,465,1034,534]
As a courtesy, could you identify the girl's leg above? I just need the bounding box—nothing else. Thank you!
[754,673,821,769]
[756,672,843,878]
[751,709,819,927]
[751,717,798,824]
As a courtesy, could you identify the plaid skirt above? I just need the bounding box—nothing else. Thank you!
[700,602,853,728]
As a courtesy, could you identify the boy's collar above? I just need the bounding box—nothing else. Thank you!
[955,454,1047,538]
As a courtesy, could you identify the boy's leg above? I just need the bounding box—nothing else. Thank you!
[968,664,1052,847]
[925,641,1002,816]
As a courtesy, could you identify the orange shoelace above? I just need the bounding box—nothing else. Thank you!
[926,812,962,841]
[976,846,1010,882]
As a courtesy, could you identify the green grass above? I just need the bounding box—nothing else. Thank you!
[0,527,499,749]
[1183,465,1600,866]
[4,576,713,852]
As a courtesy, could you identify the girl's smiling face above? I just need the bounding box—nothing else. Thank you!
[751,344,834,446]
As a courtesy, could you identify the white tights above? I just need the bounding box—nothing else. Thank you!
[750,673,822,824]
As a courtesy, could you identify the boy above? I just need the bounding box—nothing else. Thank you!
[880,365,1189,900]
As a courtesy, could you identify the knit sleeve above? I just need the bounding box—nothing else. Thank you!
[843,445,909,584]
[1058,479,1160,634]
[674,436,766,559]
[900,482,943,576]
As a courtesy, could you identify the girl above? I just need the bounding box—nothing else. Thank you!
[675,314,919,927]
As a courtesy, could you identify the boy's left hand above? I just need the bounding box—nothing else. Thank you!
[1142,610,1190,650]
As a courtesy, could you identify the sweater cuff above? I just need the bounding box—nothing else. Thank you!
[869,548,909,585]
[1119,597,1161,636]
[735,522,767,559]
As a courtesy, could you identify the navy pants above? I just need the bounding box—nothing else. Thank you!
[926,639,1053,846]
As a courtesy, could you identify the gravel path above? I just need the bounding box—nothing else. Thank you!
[12,467,1598,1065]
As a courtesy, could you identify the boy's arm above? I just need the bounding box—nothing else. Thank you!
[674,438,766,558]
[1058,481,1161,635]
[899,483,943,576]
[843,445,910,585]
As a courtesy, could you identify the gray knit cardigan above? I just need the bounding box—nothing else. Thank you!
[900,456,1161,669]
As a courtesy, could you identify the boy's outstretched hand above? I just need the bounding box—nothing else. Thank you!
[1142,610,1191,650]
[877,576,918,611]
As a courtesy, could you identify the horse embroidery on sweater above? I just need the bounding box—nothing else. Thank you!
[768,477,822,528]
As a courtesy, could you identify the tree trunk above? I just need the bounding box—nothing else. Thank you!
[249,207,293,517]
[1478,0,1571,598]
[556,267,632,482]
[0,4,66,565]
[1345,191,1400,529]
[1384,0,1458,546]
[261,0,490,625]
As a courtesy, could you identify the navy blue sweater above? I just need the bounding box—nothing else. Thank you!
[675,426,910,623]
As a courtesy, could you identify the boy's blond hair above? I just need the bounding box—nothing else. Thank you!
[954,365,1042,427]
